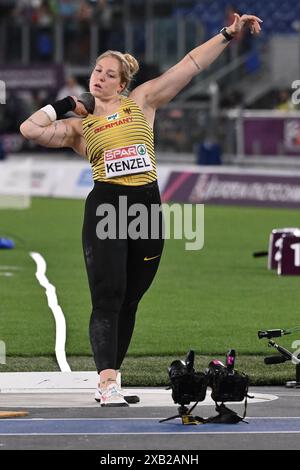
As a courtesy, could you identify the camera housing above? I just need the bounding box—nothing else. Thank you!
[258,329,284,339]
[168,352,208,405]
[164,349,250,425]
[208,364,249,402]
[168,349,249,406]
[207,350,249,402]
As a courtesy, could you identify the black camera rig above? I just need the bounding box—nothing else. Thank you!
[159,349,251,425]
[258,326,300,388]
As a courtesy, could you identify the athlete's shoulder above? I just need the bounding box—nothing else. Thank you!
[128,88,155,129]
[127,87,147,108]
[68,117,84,135]
[120,94,138,109]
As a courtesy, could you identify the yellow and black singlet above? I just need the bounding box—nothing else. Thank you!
[82,96,157,186]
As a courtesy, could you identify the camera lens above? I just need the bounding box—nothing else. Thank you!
[208,359,225,370]
[168,360,187,379]
[258,330,267,339]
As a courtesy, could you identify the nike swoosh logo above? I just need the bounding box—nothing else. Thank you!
[144,255,161,262]
[87,122,94,128]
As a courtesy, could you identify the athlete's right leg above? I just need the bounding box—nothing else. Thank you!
[82,186,128,383]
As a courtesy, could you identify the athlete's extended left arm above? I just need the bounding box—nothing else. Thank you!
[137,13,262,109]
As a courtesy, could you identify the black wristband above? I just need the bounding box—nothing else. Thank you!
[220,27,234,41]
[52,96,76,119]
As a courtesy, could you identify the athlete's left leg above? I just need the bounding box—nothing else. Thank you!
[115,229,164,370]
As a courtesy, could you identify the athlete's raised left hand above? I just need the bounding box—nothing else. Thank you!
[227,13,263,36]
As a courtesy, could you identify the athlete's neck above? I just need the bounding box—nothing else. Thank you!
[94,95,123,116]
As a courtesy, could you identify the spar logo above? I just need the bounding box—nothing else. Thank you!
[137,144,146,156]
[105,144,144,161]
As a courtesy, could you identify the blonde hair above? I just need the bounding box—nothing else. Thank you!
[95,50,139,93]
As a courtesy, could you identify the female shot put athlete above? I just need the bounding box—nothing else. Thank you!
[20,13,262,407]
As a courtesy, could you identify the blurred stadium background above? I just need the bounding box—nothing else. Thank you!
[1,0,300,385]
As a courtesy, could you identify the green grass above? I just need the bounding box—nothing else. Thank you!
[0,355,297,386]
[1,198,300,384]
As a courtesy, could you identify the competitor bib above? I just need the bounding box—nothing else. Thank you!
[104,143,153,178]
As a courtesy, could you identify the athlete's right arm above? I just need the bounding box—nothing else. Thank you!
[20,111,78,149]
[19,97,88,155]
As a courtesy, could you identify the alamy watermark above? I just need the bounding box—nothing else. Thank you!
[0,80,6,104]
[95,197,204,251]
[0,340,6,364]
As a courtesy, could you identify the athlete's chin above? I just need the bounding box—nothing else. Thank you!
[91,86,115,101]
[91,86,105,97]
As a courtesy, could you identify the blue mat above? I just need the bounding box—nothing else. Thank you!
[1,418,300,435]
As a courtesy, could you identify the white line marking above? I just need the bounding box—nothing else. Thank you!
[4,416,300,422]
[1,431,300,436]
[30,252,71,372]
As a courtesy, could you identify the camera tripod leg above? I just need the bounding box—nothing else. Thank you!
[159,414,181,423]
[159,405,189,423]
[159,403,200,424]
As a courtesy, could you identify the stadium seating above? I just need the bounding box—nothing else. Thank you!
[172,0,300,36]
